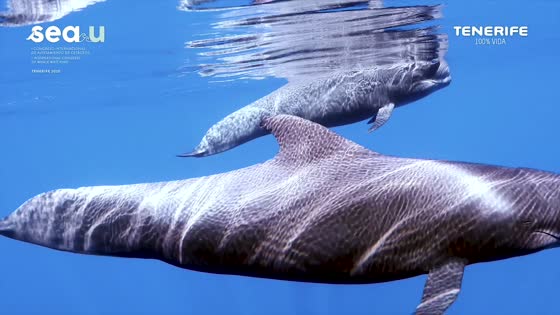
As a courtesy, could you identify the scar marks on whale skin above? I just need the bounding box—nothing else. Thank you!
[351,212,421,275]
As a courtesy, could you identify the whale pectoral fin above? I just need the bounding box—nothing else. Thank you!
[367,103,394,133]
[415,258,466,315]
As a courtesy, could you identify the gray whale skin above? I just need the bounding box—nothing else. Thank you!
[182,60,451,157]
[1,115,559,315]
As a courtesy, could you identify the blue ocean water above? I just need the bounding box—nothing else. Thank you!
[1,0,560,314]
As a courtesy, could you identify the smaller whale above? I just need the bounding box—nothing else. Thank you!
[181,60,450,157]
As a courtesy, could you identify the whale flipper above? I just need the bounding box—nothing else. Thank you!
[415,258,466,315]
[367,103,394,133]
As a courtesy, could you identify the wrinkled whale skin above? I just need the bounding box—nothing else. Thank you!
[2,116,559,314]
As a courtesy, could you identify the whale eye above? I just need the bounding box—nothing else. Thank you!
[424,62,440,77]
[412,61,439,79]
[520,218,560,248]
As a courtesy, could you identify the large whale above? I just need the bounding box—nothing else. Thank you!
[181,60,450,157]
[1,115,557,314]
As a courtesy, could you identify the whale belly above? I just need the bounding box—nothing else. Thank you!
[163,194,430,284]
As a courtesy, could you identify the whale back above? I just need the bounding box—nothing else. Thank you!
[264,114,378,165]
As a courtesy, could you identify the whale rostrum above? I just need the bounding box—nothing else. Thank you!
[181,60,451,157]
[2,115,559,314]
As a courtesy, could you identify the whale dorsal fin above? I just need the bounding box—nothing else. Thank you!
[262,115,376,164]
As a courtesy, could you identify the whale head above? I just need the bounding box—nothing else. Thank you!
[180,106,270,157]
[478,168,560,258]
[389,60,451,106]
[515,171,560,252]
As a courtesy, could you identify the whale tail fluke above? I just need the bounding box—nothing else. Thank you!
[0,218,15,238]
[177,150,206,158]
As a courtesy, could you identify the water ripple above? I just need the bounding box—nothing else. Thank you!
[181,0,448,81]
[0,0,105,27]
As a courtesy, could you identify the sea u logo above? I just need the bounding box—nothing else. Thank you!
[26,26,105,43]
